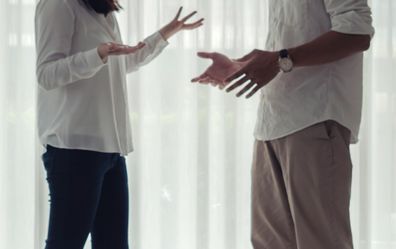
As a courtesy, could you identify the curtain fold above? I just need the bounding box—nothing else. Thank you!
[0,0,395,249]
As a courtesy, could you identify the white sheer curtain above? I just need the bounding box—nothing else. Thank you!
[0,0,395,249]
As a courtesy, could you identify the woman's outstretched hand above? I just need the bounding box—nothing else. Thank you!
[191,52,248,89]
[159,7,204,41]
[97,42,146,63]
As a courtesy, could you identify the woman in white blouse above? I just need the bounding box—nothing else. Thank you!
[35,0,203,248]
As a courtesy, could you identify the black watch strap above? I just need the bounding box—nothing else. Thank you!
[279,49,289,59]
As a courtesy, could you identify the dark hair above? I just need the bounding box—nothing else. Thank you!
[80,0,122,16]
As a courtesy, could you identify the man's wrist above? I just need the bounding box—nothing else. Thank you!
[278,49,294,73]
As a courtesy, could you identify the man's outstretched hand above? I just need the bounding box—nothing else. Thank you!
[225,50,279,98]
[192,49,280,98]
[191,52,248,89]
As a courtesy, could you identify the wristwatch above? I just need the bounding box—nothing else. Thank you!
[278,49,293,73]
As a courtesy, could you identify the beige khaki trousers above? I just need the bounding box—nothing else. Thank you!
[251,120,353,249]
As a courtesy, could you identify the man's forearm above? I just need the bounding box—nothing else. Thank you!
[288,31,371,67]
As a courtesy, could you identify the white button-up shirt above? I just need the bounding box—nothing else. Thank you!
[35,0,168,155]
[254,0,374,143]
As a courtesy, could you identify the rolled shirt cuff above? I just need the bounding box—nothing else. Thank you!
[330,10,375,38]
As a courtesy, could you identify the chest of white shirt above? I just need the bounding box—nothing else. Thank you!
[268,0,330,28]
[73,9,122,45]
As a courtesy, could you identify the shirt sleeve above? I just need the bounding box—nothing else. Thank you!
[125,32,169,74]
[35,0,106,91]
[323,0,375,38]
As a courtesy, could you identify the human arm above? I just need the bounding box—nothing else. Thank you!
[225,31,372,98]
[190,52,249,88]
[125,7,204,73]
[194,0,374,98]
[35,0,144,91]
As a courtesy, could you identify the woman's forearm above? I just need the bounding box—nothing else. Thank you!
[125,32,169,74]
[37,48,106,91]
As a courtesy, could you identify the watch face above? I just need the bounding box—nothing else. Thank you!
[279,58,293,72]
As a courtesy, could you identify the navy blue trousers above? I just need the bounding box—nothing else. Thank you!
[42,145,129,249]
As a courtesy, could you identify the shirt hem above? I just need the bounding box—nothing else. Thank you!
[254,118,359,144]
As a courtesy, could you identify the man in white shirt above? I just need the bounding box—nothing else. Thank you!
[193,0,374,248]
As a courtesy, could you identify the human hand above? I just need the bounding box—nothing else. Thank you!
[225,50,279,98]
[98,42,146,63]
[191,52,248,89]
[159,7,204,41]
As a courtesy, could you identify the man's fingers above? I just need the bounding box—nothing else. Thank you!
[226,70,245,83]
[225,75,249,92]
[235,51,255,62]
[181,11,198,22]
[199,76,212,84]
[191,77,200,83]
[174,7,183,20]
[218,81,230,90]
[245,84,262,98]
[235,55,250,62]
[191,73,207,83]
[197,52,214,60]
[236,82,256,97]
[210,81,218,87]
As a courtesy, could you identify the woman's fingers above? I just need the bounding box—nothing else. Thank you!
[174,7,183,20]
[106,42,126,51]
[127,43,146,53]
[191,18,205,25]
[183,23,203,30]
[108,42,146,55]
[135,42,146,50]
[110,46,132,53]
[106,42,118,51]
[181,11,198,22]
[183,18,204,29]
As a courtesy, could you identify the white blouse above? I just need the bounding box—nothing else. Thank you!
[35,0,168,155]
[254,0,374,143]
